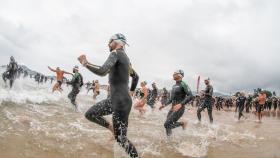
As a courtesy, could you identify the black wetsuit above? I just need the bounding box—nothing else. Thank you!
[67,72,83,107]
[2,61,18,88]
[139,89,145,99]
[35,73,40,84]
[134,88,141,99]
[218,97,224,110]
[245,96,252,113]
[215,97,223,111]
[84,49,139,158]
[211,97,216,108]
[267,98,272,111]
[225,99,230,109]
[147,86,158,108]
[236,96,246,120]
[17,67,23,78]
[229,98,233,108]
[164,80,193,136]
[39,75,44,83]
[272,97,278,111]
[23,70,28,78]
[197,84,214,123]
[161,89,170,105]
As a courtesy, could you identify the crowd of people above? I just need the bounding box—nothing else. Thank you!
[2,33,280,158]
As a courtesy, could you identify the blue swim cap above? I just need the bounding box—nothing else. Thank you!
[109,33,129,46]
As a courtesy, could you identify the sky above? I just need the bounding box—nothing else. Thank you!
[0,0,279,94]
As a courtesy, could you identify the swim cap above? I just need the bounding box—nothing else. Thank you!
[73,65,79,70]
[109,33,129,46]
[10,56,15,61]
[174,70,184,78]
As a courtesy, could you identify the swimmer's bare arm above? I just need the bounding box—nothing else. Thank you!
[48,66,56,72]
[63,71,73,75]
[129,68,139,92]
[78,53,117,76]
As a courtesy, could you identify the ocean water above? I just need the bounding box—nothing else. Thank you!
[0,76,280,158]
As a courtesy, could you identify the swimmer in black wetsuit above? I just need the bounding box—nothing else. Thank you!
[78,33,139,158]
[245,95,253,113]
[2,56,18,88]
[278,98,280,110]
[267,97,272,111]
[236,92,246,120]
[147,82,158,109]
[272,97,278,111]
[197,78,214,123]
[66,66,83,109]
[160,88,170,106]
[159,70,193,136]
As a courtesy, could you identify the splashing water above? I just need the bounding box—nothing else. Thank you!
[0,75,280,158]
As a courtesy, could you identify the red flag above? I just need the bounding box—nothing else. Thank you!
[197,76,200,94]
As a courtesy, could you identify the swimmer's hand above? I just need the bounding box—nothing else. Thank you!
[78,55,88,66]
[172,104,182,111]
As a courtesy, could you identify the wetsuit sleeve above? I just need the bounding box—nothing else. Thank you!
[7,63,12,71]
[204,85,213,97]
[181,82,193,106]
[129,68,139,91]
[79,73,84,86]
[85,52,118,76]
